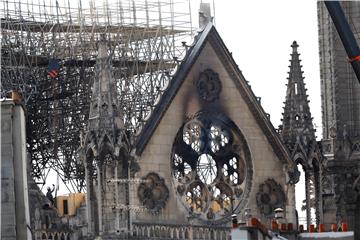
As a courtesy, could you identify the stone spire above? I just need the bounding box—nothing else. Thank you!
[82,36,130,237]
[87,35,124,135]
[280,41,316,150]
[280,41,324,228]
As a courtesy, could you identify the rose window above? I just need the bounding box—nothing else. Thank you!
[171,112,253,223]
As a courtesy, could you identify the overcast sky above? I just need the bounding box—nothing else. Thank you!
[193,0,322,139]
[39,0,320,221]
[192,0,321,222]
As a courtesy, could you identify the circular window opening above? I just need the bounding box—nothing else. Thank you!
[171,112,253,223]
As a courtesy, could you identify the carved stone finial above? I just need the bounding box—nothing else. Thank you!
[199,2,212,28]
[291,41,299,53]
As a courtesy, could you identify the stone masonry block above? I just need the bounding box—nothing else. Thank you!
[159,144,171,155]
[1,184,15,203]
[1,166,15,179]
[1,117,13,143]
[1,132,13,145]
[1,182,15,202]
[1,211,16,225]
[1,224,16,239]
[152,134,174,145]
[148,144,161,155]
[1,116,12,131]
[1,143,13,159]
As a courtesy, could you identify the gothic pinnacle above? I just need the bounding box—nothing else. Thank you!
[291,41,299,53]
[280,41,316,146]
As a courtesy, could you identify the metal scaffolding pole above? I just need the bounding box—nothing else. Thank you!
[0,0,193,192]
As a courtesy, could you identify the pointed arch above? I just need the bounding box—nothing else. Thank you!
[293,152,308,171]
[98,134,115,156]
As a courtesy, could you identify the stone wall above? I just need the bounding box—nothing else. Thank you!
[318,1,360,140]
[1,100,31,240]
[318,2,360,236]
[134,41,292,226]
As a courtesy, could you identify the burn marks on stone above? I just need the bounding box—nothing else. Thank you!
[138,172,169,214]
[256,179,285,217]
[171,111,253,224]
[196,69,222,102]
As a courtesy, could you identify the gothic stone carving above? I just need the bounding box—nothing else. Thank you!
[287,166,300,184]
[256,179,286,217]
[196,69,222,102]
[137,172,169,214]
[129,155,140,176]
[334,173,360,205]
[171,111,253,224]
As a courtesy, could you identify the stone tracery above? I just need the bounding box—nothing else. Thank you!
[171,112,253,223]
[196,69,222,102]
[138,172,169,214]
[256,179,286,217]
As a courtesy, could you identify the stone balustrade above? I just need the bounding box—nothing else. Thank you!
[132,222,230,240]
[34,230,71,240]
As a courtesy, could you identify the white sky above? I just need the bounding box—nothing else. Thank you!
[40,0,320,222]
[193,0,322,138]
[191,0,321,223]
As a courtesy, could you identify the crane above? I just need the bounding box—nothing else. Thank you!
[325,1,360,83]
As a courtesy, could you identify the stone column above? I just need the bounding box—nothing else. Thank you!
[115,161,120,233]
[305,172,312,228]
[355,198,360,240]
[346,204,356,229]
[126,164,131,235]
[1,101,17,240]
[1,101,31,240]
[314,169,323,226]
[83,158,93,235]
[97,164,103,235]
[285,183,297,229]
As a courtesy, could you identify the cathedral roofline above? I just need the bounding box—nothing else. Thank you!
[135,22,294,168]
[134,23,213,155]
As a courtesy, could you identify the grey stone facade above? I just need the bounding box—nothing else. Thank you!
[130,23,296,236]
[318,1,360,140]
[79,36,131,238]
[317,1,360,238]
[1,101,31,240]
[73,23,297,239]
[1,10,309,240]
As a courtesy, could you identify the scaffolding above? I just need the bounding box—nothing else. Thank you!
[1,0,193,192]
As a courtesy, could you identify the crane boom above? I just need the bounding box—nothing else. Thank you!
[325,1,360,83]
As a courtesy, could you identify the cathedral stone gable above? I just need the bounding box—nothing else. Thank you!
[134,23,296,226]
[135,23,293,169]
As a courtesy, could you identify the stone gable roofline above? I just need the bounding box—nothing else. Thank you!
[134,22,294,169]
[134,23,213,155]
